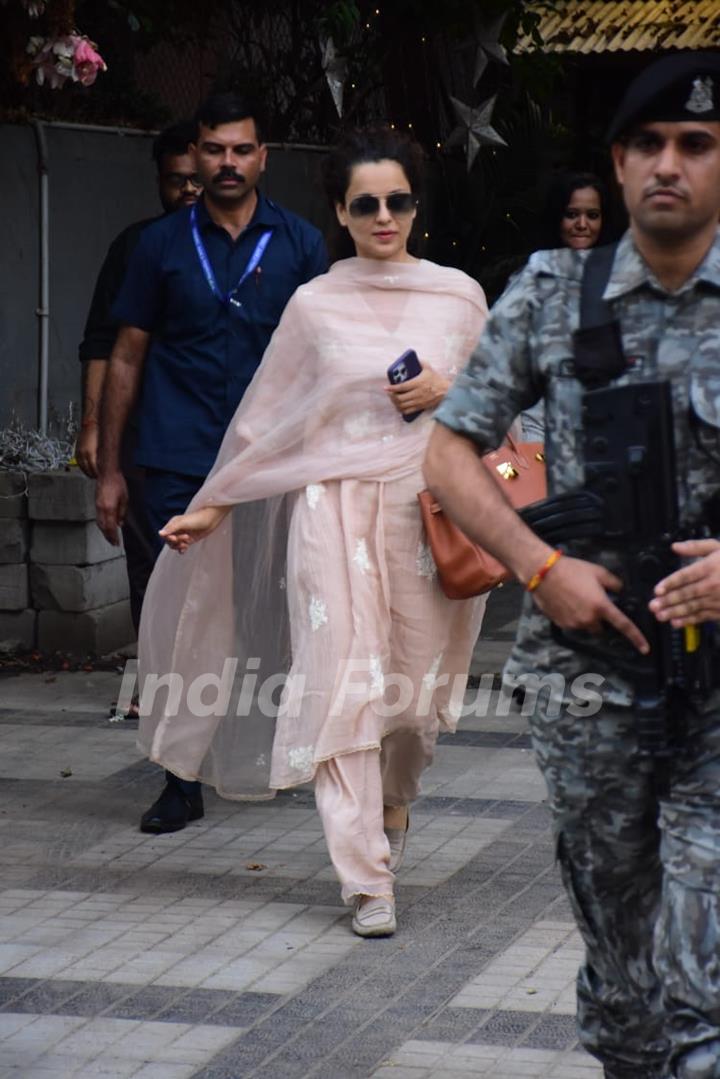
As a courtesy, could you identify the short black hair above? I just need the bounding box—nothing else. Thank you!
[538,171,610,249]
[152,121,197,169]
[194,92,266,144]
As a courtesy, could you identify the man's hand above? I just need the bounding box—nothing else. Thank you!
[532,554,650,654]
[159,505,230,554]
[75,422,99,478]
[649,539,720,627]
[386,361,449,416]
[96,471,128,546]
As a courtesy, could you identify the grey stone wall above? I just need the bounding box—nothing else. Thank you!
[0,468,134,655]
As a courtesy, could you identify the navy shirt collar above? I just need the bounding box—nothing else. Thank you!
[195,190,280,234]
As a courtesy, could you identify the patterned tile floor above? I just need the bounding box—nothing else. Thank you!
[0,587,603,1077]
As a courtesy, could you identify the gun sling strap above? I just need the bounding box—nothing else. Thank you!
[518,244,622,538]
[573,242,624,389]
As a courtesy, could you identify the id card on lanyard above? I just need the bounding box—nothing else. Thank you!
[190,203,273,312]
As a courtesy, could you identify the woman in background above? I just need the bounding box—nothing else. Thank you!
[523,171,614,441]
[537,171,611,251]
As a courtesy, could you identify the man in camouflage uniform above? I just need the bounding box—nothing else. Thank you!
[425,53,720,1079]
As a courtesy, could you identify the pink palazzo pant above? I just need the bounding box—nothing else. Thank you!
[314,724,438,904]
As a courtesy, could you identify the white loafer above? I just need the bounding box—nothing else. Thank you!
[351,896,396,938]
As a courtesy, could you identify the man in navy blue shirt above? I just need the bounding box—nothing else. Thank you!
[96,91,327,834]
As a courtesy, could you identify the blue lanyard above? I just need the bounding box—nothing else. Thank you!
[190,204,273,309]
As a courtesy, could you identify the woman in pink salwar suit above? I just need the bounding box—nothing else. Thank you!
[138,128,489,937]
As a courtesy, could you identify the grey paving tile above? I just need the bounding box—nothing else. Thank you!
[468,1008,536,1045]
[154,989,238,1025]
[487,799,543,817]
[273,789,317,808]
[190,1066,237,1079]
[417,1006,490,1041]
[520,1012,580,1050]
[0,978,87,1014]
[317,1027,415,1075]
[414,797,529,817]
[23,868,133,891]
[250,1024,357,1079]
[338,1060,437,1079]
[0,977,40,1007]
[547,896,574,921]
[265,882,343,906]
[0,653,589,1079]
[193,1029,280,1076]
[51,981,135,1016]
[102,984,189,1020]
[100,759,161,788]
[203,991,281,1028]
[0,710,103,727]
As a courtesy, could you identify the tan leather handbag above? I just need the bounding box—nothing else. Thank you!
[418,437,546,599]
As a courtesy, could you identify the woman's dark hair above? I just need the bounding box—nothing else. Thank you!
[322,126,425,261]
[538,171,610,249]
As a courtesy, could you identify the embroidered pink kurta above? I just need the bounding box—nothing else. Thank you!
[138,257,489,799]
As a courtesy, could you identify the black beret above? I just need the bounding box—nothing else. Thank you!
[607,51,720,142]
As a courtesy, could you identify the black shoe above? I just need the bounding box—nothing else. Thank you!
[140,776,204,834]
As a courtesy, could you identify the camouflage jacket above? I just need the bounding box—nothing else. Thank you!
[436,229,720,706]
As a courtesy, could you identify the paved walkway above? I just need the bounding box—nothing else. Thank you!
[0,587,601,1078]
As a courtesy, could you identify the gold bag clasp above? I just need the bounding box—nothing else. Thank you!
[496,461,519,480]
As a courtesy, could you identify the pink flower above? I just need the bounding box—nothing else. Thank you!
[71,36,107,87]
[27,32,107,90]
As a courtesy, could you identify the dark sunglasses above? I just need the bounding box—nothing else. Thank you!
[163,173,202,190]
[347,192,417,218]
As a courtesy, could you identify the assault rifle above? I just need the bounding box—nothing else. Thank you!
[520,379,715,767]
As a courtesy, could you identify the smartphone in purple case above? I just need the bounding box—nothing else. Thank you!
[387,348,423,423]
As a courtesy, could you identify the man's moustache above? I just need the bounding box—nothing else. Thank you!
[214,172,245,184]
[646,185,685,199]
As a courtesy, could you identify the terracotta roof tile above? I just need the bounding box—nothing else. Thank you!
[516,0,720,54]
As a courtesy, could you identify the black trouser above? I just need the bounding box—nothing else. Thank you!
[141,466,205,559]
[119,428,156,634]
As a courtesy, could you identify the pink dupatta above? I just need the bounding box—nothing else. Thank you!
[138,257,488,798]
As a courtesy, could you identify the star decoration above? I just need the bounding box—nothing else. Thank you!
[320,37,347,117]
[445,96,507,170]
[472,12,509,86]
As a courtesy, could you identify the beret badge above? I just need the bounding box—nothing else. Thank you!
[686,76,715,114]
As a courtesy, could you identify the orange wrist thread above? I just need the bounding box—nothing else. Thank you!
[526,549,563,592]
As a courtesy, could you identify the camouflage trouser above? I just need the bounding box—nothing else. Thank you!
[528,689,720,1078]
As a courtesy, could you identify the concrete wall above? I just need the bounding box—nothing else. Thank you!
[0,123,329,432]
